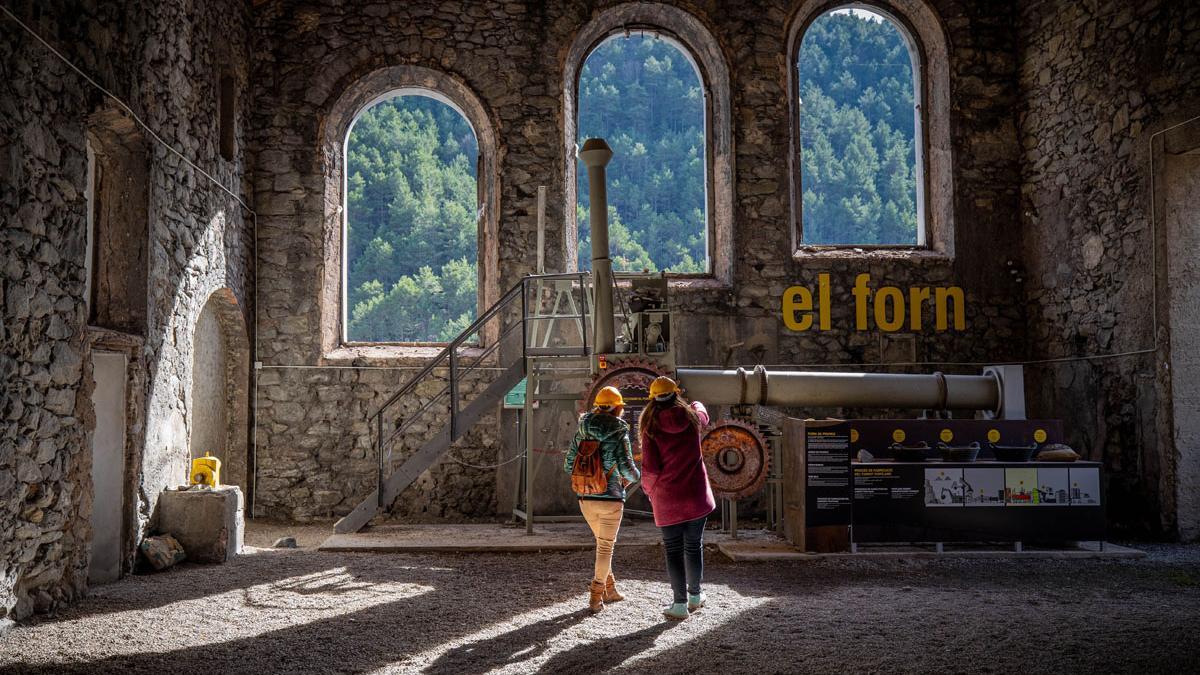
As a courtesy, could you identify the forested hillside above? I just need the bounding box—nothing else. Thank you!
[799,11,918,245]
[344,10,918,342]
[575,34,707,273]
[344,97,479,342]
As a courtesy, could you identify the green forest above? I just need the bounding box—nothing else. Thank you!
[344,96,479,343]
[575,34,707,274]
[344,10,918,342]
[799,10,919,245]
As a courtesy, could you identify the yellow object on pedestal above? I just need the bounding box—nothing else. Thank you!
[190,453,221,487]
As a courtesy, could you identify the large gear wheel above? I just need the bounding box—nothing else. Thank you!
[701,419,771,500]
[581,357,673,455]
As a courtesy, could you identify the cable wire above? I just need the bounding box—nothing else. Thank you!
[1,5,254,216]
[443,452,525,470]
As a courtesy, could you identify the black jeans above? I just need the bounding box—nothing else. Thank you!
[660,515,707,603]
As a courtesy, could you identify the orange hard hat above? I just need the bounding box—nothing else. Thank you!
[593,386,625,408]
[649,376,680,400]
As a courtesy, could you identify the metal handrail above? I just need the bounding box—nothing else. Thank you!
[371,271,594,509]
[370,278,525,420]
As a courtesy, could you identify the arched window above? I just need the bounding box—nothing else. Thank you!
[564,4,733,283]
[343,93,480,343]
[790,1,953,253]
[576,32,707,273]
[319,65,500,356]
[799,8,922,245]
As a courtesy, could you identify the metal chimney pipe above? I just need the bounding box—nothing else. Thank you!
[579,138,616,355]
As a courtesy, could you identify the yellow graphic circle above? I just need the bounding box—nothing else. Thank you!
[987,429,1001,443]
[1033,429,1047,443]
[892,429,906,443]
[850,429,859,443]
[939,429,953,443]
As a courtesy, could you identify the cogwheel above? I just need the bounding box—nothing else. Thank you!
[701,419,771,500]
[581,357,673,454]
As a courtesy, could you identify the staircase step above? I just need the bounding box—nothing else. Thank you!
[334,359,526,534]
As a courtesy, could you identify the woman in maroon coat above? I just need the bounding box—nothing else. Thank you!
[638,376,715,621]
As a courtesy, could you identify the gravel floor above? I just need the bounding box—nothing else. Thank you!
[1,533,1199,674]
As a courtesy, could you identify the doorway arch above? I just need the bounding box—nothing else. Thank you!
[189,287,251,492]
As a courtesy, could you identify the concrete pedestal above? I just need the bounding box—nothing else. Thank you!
[158,486,244,563]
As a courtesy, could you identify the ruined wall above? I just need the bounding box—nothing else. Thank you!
[249,0,1027,522]
[0,0,252,621]
[1017,0,1200,536]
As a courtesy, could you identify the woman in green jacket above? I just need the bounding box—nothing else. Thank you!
[563,385,641,613]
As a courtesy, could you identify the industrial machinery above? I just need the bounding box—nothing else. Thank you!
[336,137,1102,551]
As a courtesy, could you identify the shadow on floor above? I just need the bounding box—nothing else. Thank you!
[425,608,591,673]
[536,619,679,673]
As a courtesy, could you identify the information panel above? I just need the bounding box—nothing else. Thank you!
[851,461,1106,543]
[800,419,1105,545]
[805,426,852,526]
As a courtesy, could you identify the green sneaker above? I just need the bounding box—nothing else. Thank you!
[688,592,706,612]
[662,602,689,621]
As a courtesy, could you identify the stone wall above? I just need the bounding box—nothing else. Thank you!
[1017,0,1200,536]
[0,0,253,621]
[249,0,1028,523]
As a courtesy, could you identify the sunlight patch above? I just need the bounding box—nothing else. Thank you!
[39,568,432,662]
[379,581,770,674]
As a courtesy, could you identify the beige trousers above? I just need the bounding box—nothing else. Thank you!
[579,499,624,584]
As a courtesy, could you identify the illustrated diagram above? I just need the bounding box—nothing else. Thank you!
[1005,468,1038,505]
[1069,467,1101,505]
[963,468,1004,506]
[924,468,964,506]
[1037,467,1070,505]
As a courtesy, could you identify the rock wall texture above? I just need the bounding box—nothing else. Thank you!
[1017,0,1200,536]
[249,0,1028,522]
[3,0,1198,628]
[0,0,253,621]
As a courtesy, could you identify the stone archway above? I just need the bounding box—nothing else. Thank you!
[318,64,502,354]
[189,288,251,492]
[562,2,735,284]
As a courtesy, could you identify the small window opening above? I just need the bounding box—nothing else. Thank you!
[218,71,236,162]
[87,109,149,335]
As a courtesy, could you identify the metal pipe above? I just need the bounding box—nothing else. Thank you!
[579,138,615,355]
[676,368,1000,411]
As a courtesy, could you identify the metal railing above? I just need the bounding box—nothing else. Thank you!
[369,272,593,511]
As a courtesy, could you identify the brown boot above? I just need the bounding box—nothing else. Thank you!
[604,573,624,603]
[588,580,606,613]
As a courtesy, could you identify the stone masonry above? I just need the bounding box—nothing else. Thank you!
[248,0,1028,524]
[1,0,253,621]
[5,0,1200,625]
[1018,0,1200,536]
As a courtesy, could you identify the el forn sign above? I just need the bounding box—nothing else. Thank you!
[781,273,967,332]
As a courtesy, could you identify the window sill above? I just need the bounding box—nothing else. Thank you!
[664,276,732,290]
[792,247,953,262]
[600,273,732,291]
[324,343,486,367]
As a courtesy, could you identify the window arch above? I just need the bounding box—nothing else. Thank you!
[344,92,480,343]
[319,66,500,353]
[564,3,733,283]
[788,0,954,255]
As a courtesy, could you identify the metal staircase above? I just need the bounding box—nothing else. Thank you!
[334,273,592,534]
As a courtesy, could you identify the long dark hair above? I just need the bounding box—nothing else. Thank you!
[638,392,702,444]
